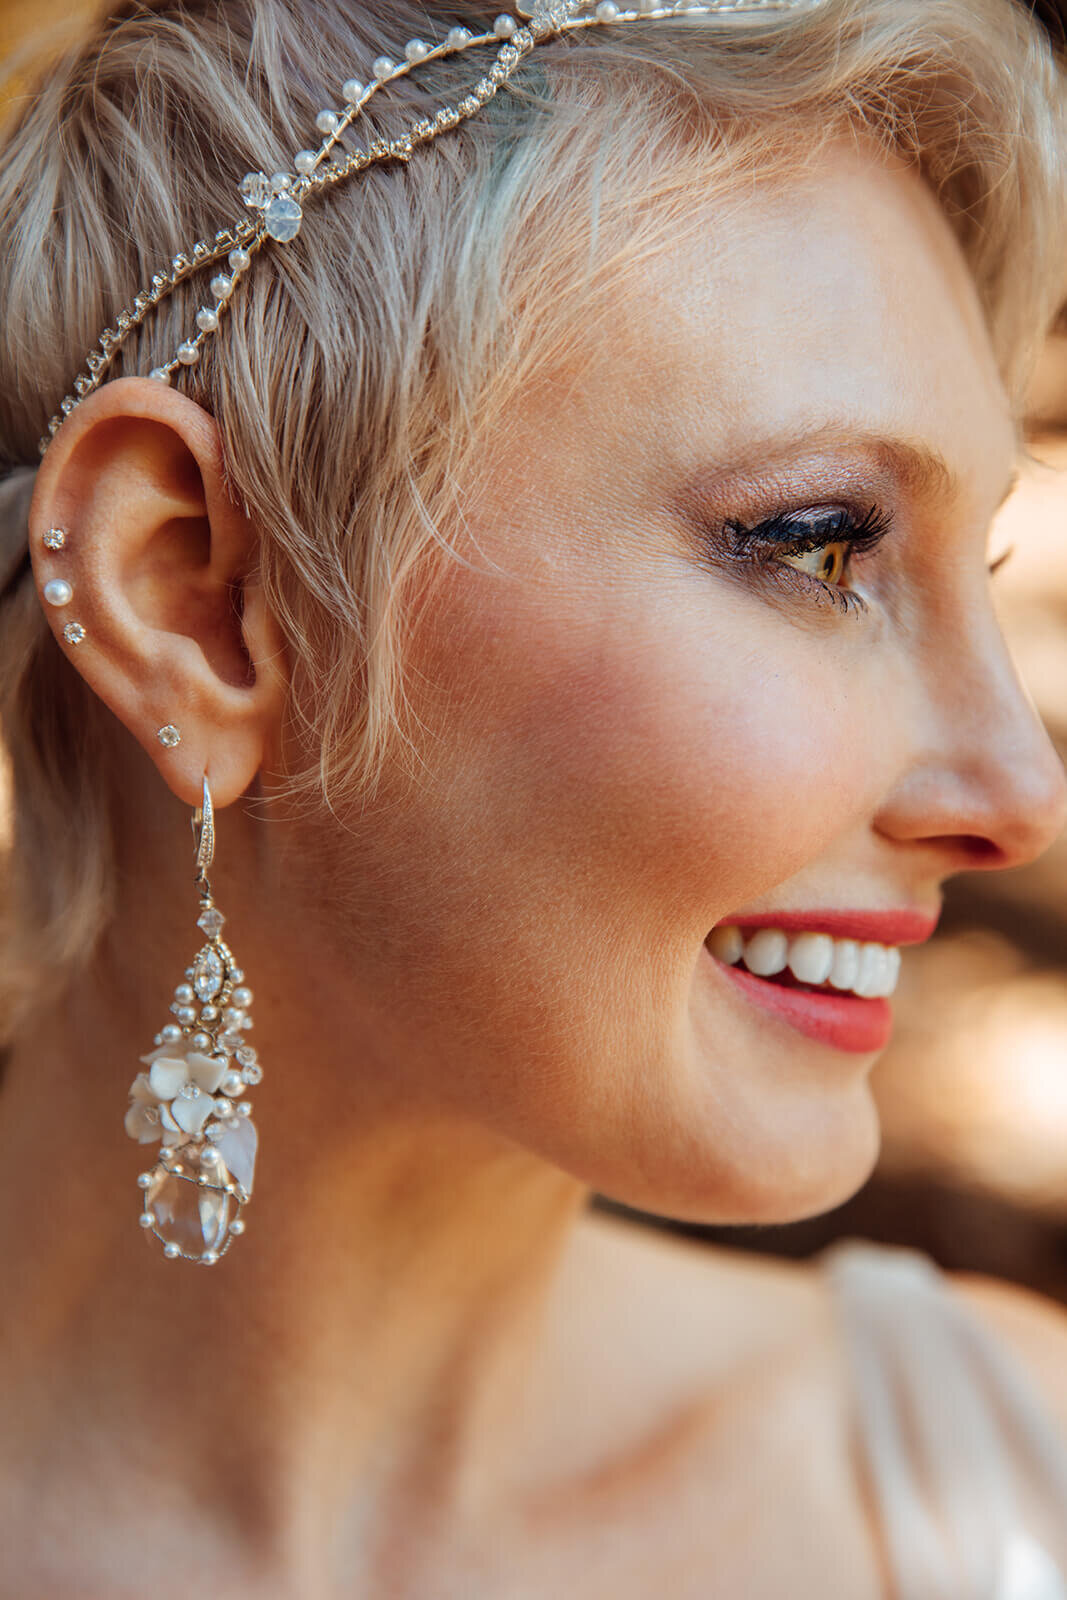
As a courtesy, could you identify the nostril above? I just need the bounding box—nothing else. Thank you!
[956,835,1005,868]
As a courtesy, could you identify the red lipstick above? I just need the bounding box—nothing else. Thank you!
[719,908,939,946]
[714,963,893,1053]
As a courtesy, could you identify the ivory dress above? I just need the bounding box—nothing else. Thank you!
[822,1239,1067,1600]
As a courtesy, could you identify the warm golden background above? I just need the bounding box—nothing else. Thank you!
[5,2,1067,1300]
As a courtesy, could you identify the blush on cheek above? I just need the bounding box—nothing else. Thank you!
[468,594,874,943]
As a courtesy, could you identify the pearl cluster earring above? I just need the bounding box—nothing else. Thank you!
[125,775,262,1263]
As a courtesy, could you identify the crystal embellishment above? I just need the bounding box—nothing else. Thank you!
[192,945,224,1001]
[145,1144,234,1257]
[157,724,181,748]
[197,907,226,937]
[63,622,86,646]
[263,194,303,242]
[240,170,272,209]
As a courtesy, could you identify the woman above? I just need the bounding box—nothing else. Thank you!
[2,0,1067,1592]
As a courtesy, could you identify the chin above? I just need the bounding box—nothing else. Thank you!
[588,1081,884,1231]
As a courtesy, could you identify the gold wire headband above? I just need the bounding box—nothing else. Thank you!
[37,0,821,458]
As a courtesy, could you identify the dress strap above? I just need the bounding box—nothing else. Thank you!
[820,1237,1067,1600]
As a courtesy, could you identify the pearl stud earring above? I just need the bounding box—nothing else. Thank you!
[43,578,73,607]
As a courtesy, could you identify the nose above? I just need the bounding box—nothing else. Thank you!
[874,611,1067,873]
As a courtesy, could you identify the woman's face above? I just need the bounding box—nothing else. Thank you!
[309,139,1066,1224]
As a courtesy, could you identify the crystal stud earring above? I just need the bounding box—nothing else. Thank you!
[157,724,182,748]
[43,527,67,550]
[125,774,261,1263]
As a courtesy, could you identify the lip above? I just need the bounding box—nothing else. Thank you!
[711,961,893,1053]
[701,906,937,1054]
[713,908,940,947]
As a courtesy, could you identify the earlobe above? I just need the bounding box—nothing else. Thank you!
[27,377,288,809]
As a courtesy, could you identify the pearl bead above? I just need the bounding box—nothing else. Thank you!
[163,1242,181,1259]
[446,26,472,47]
[176,1006,196,1025]
[148,366,171,384]
[405,38,430,60]
[229,1219,246,1236]
[372,55,396,79]
[494,14,517,36]
[137,1173,153,1189]
[177,341,200,365]
[201,1250,219,1265]
[214,1098,233,1119]
[195,306,219,333]
[237,1101,253,1118]
[210,274,232,301]
[43,579,73,607]
[595,1,619,18]
[342,78,364,103]
[139,1213,154,1228]
[228,248,250,272]
[223,1008,245,1030]
[161,1023,182,1043]
[222,1072,245,1097]
[231,986,253,1009]
[200,1006,219,1022]
[174,983,193,1004]
[191,1031,211,1051]
[293,149,318,176]
[315,109,340,134]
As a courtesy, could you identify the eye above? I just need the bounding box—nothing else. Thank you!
[721,502,892,616]
[779,541,849,585]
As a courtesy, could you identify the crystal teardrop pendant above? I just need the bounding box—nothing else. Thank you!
[125,780,262,1263]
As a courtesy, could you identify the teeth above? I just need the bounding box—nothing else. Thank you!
[743,929,788,977]
[787,932,834,986]
[706,925,744,966]
[708,925,902,999]
[829,939,860,992]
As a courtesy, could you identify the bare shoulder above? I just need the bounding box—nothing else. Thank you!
[951,1268,1067,1439]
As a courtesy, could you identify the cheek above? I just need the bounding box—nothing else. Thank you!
[435,572,877,946]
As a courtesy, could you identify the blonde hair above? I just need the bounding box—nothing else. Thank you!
[1,0,1064,1035]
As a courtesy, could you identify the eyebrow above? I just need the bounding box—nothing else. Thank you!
[713,424,1020,515]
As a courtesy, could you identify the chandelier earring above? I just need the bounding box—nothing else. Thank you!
[125,774,262,1263]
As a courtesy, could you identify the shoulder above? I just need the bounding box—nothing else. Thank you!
[950,1268,1067,1440]
[551,1213,887,1595]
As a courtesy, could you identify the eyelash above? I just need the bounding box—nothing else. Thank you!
[722,503,893,615]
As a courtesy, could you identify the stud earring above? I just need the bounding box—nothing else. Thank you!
[125,774,261,1263]
[43,527,67,550]
[42,577,73,607]
[157,724,182,748]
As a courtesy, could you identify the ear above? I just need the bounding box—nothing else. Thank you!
[27,377,288,809]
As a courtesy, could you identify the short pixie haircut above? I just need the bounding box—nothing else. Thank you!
[1,0,1065,1033]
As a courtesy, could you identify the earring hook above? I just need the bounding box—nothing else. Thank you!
[192,774,215,884]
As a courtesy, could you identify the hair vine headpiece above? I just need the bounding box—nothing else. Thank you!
[38,0,820,458]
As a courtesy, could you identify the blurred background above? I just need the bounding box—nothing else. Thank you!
[4,2,1067,1302]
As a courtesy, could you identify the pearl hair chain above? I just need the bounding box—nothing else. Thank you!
[37,0,819,458]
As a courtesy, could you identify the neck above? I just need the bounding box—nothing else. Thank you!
[0,807,589,1574]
